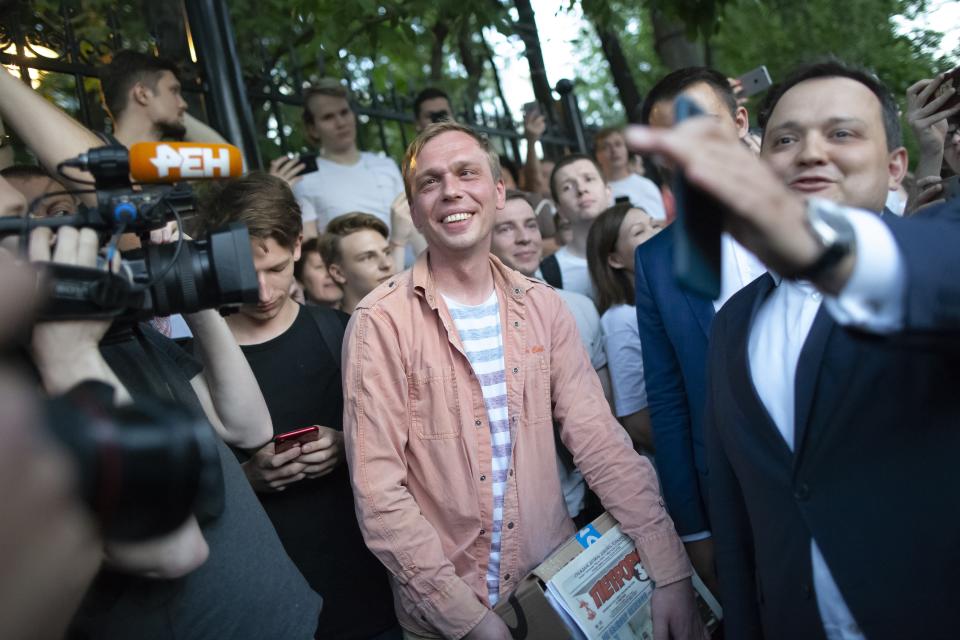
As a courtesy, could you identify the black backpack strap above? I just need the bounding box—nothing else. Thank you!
[539,253,563,289]
[305,305,349,369]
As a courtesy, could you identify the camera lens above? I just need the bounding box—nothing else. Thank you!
[145,222,259,317]
[46,390,220,541]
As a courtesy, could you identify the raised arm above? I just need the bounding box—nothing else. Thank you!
[0,69,101,188]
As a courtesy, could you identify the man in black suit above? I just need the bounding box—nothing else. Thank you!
[626,60,959,640]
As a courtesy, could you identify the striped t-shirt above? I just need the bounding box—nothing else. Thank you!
[443,291,512,606]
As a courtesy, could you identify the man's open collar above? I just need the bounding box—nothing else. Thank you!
[412,250,536,310]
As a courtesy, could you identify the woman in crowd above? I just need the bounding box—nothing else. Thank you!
[586,202,663,453]
[295,236,343,308]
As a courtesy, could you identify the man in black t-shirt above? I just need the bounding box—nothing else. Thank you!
[196,172,398,640]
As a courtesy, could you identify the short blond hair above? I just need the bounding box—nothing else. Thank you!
[401,121,501,202]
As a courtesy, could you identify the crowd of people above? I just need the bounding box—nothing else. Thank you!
[0,39,958,640]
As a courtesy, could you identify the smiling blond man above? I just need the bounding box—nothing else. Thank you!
[342,121,705,640]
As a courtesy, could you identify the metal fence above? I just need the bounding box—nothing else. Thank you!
[2,0,589,170]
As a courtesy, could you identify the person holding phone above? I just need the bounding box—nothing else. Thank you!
[625,60,960,640]
[905,69,960,212]
[196,173,398,640]
[293,79,405,238]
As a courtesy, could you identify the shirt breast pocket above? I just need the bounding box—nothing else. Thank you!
[409,367,462,439]
[522,353,552,425]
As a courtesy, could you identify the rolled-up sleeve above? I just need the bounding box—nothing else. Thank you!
[547,296,691,585]
[342,309,488,638]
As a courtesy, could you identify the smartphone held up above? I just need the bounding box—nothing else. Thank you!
[671,96,727,300]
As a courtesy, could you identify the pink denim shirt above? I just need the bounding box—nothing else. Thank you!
[343,252,690,638]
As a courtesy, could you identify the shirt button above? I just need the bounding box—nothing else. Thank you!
[388,281,395,288]
[512,367,519,375]
[480,528,486,535]
[794,483,811,501]
[475,419,482,427]
[507,521,514,529]
[514,288,521,295]
[513,320,520,328]
[509,469,514,477]
[504,573,511,581]
[480,475,486,481]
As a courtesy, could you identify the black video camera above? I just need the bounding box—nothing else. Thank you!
[46,381,220,541]
[0,145,258,321]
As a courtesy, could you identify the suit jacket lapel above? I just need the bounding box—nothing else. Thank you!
[793,304,837,466]
[683,289,715,339]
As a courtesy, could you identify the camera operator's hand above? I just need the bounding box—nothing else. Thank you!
[269,155,306,189]
[296,426,344,479]
[29,227,130,400]
[242,441,308,492]
[906,74,960,180]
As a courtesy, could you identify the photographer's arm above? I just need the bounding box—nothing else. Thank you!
[0,69,100,190]
[29,226,208,580]
[184,309,273,450]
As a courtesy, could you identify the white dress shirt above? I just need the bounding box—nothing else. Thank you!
[744,206,905,639]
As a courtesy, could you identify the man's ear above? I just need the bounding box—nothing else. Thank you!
[734,106,750,139]
[328,261,347,286]
[293,234,303,262]
[131,82,151,108]
[887,147,909,190]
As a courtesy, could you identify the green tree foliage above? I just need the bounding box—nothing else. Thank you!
[226,0,519,161]
[571,0,953,163]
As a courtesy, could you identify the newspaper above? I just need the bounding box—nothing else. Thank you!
[545,524,720,639]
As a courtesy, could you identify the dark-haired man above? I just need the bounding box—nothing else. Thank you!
[100,50,228,148]
[540,154,612,300]
[196,173,398,639]
[1,165,78,218]
[413,87,455,132]
[628,60,960,640]
[633,67,763,595]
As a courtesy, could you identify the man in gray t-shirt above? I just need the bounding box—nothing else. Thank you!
[490,191,611,522]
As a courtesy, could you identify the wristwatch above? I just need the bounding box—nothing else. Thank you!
[791,197,856,282]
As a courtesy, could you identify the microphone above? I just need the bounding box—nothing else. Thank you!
[128,141,244,183]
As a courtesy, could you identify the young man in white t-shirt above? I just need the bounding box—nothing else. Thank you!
[293,79,404,236]
[540,154,612,301]
[594,126,666,220]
